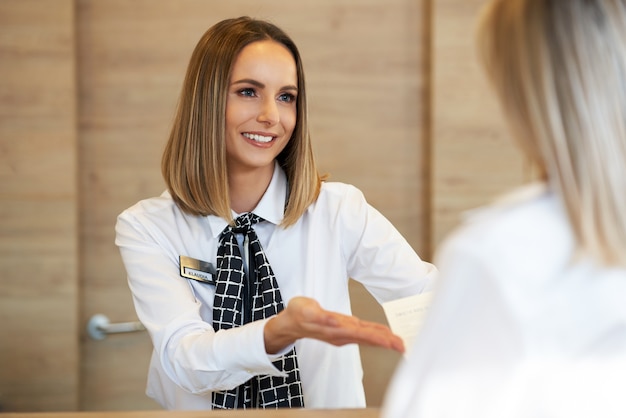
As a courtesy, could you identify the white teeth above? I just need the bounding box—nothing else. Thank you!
[243,133,273,143]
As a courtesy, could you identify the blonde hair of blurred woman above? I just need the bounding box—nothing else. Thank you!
[476,0,626,266]
[162,17,322,227]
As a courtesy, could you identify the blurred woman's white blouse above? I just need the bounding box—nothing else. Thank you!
[382,183,626,418]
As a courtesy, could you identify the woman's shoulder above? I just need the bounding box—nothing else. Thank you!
[318,181,364,202]
[119,191,178,219]
[116,191,218,244]
[309,181,370,215]
[116,191,205,233]
[442,182,568,255]
[298,181,369,224]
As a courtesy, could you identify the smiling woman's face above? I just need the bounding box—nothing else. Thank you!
[225,39,298,177]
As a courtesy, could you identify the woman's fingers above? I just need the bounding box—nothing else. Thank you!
[323,313,405,353]
[288,297,405,353]
[265,296,406,354]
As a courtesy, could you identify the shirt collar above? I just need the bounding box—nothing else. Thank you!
[206,162,287,237]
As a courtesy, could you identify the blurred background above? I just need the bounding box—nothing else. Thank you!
[0,0,529,411]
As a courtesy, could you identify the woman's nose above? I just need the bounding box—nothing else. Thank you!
[257,98,279,125]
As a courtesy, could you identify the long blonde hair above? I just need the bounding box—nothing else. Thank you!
[161,17,322,227]
[476,0,626,266]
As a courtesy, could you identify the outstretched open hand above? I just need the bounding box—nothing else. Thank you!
[264,296,405,355]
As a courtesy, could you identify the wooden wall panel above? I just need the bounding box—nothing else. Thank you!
[0,0,79,411]
[432,0,526,247]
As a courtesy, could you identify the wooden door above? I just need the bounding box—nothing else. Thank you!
[77,0,431,410]
[77,1,181,410]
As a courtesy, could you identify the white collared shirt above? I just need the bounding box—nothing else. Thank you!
[116,163,437,410]
[382,183,626,418]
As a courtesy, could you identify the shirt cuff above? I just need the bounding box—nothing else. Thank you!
[213,318,289,378]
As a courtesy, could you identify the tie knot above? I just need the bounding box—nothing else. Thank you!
[231,212,262,233]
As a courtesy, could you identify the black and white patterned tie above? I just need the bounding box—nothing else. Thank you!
[211,212,304,409]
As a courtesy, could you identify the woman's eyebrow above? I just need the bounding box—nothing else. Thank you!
[231,78,298,92]
[231,78,264,88]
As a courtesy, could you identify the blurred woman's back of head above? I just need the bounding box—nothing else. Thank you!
[476,0,626,266]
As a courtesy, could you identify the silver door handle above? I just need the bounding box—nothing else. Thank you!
[87,314,146,340]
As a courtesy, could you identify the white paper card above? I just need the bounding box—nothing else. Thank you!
[382,291,434,355]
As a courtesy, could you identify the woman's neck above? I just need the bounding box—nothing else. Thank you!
[228,165,274,214]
